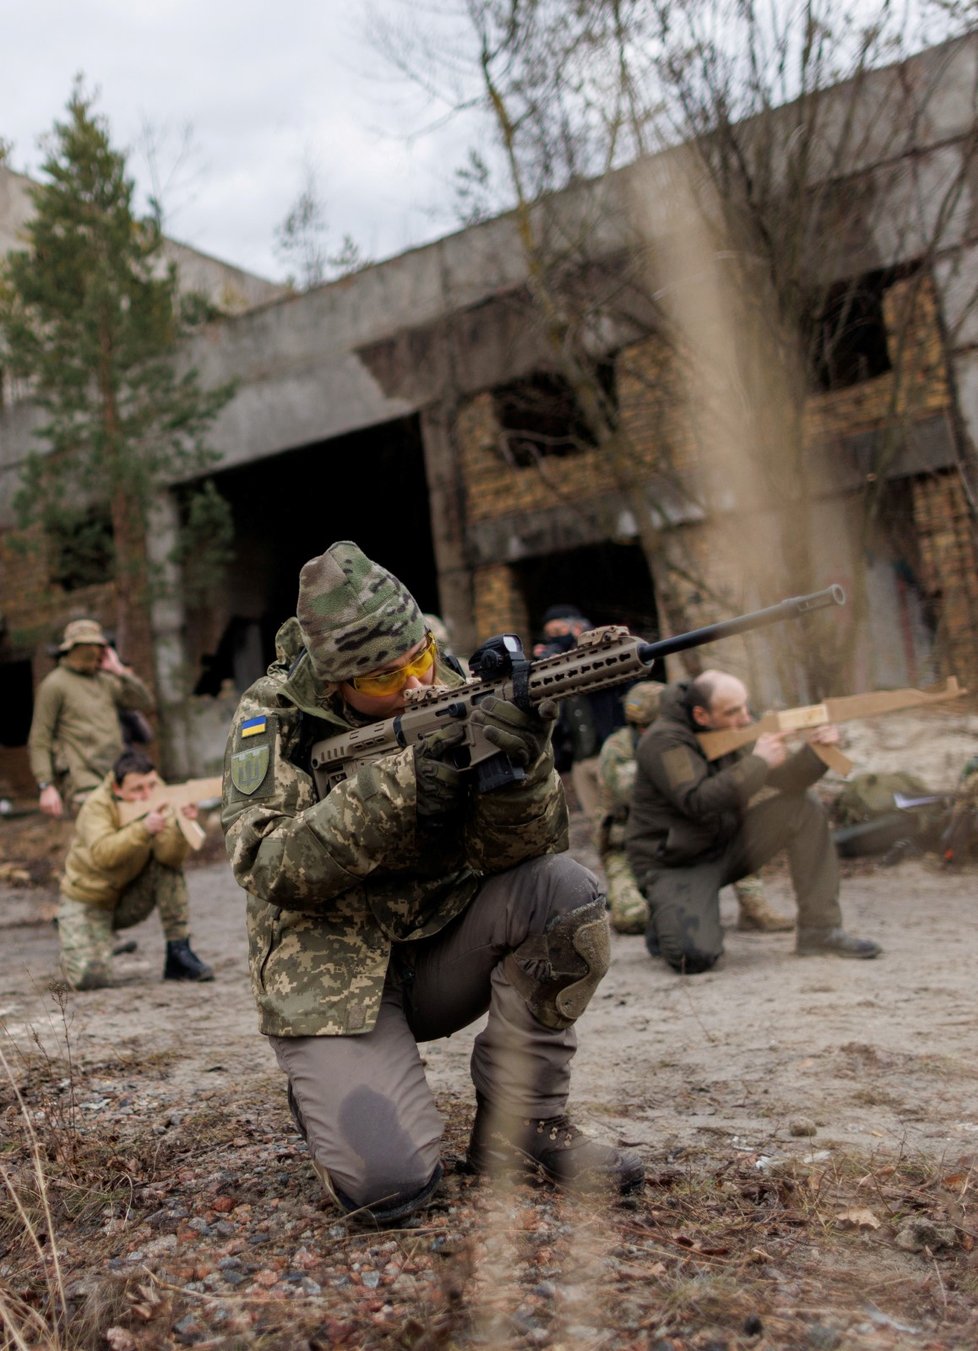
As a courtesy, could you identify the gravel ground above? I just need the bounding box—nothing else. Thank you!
[1,726,977,1349]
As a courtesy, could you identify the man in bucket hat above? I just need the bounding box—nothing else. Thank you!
[222,541,643,1226]
[28,618,154,817]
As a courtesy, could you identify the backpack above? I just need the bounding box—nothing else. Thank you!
[835,771,933,824]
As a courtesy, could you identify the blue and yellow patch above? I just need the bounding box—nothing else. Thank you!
[228,711,275,799]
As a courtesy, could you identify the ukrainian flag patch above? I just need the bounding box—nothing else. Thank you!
[240,715,267,739]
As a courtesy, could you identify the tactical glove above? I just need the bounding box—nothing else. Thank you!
[470,696,558,769]
[414,724,466,819]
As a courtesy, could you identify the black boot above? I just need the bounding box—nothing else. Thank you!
[163,939,214,982]
[467,1094,644,1194]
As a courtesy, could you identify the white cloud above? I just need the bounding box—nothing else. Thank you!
[0,0,482,280]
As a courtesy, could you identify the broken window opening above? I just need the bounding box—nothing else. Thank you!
[807,265,913,392]
[493,366,616,468]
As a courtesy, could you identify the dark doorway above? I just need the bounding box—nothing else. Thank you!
[0,659,34,746]
[0,658,36,798]
[195,415,437,691]
[514,541,662,669]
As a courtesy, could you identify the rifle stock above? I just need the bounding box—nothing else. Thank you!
[310,586,846,798]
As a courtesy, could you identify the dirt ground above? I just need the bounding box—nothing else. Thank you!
[1,703,977,1349]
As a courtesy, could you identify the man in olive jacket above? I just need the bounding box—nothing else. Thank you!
[625,670,881,974]
[29,618,154,817]
[222,541,642,1226]
[58,750,214,989]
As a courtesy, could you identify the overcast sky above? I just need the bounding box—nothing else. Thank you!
[0,0,481,283]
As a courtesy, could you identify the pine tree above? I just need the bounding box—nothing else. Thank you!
[0,82,234,664]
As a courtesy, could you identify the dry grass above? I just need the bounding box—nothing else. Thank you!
[1,1045,976,1350]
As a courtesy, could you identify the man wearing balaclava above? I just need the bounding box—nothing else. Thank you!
[222,541,643,1226]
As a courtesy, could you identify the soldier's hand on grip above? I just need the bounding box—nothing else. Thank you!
[471,695,558,769]
[414,724,466,819]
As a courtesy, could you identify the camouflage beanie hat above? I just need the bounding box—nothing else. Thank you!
[623,680,665,726]
[296,541,426,683]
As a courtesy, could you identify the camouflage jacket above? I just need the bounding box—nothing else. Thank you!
[222,618,569,1037]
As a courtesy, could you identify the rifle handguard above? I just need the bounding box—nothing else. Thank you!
[309,587,847,799]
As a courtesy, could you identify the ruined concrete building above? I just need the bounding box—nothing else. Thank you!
[1,35,976,784]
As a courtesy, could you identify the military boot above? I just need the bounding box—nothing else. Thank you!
[735,883,794,933]
[796,927,881,959]
[467,1094,644,1194]
[75,961,112,991]
[163,939,214,982]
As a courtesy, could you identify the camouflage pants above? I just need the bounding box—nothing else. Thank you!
[58,859,190,990]
[602,850,649,934]
[602,850,769,936]
[271,853,604,1219]
[639,791,841,974]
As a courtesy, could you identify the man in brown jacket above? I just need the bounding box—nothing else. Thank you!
[57,750,214,989]
[29,618,154,817]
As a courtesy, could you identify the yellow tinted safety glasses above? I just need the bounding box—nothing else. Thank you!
[349,632,437,696]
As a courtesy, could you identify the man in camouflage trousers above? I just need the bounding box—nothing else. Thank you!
[58,750,214,989]
[222,541,643,1226]
[597,682,792,936]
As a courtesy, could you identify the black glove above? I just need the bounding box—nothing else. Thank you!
[470,696,558,769]
[414,724,466,819]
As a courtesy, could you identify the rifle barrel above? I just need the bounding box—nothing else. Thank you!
[636,585,845,664]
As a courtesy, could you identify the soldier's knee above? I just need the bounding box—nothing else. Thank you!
[655,929,720,973]
[521,853,602,916]
[673,947,719,974]
[292,1082,443,1225]
[310,1123,442,1224]
[504,896,610,1029]
[315,1159,443,1226]
[649,898,722,974]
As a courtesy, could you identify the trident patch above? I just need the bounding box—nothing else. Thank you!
[231,744,270,795]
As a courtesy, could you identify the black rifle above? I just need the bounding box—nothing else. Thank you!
[310,585,845,799]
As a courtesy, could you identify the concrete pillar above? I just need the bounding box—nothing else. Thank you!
[419,403,476,657]
[146,491,192,779]
[934,243,978,506]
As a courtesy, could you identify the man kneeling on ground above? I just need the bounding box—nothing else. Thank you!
[57,750,214,989]
[222,541,643,1227]
[625,670,881,974]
